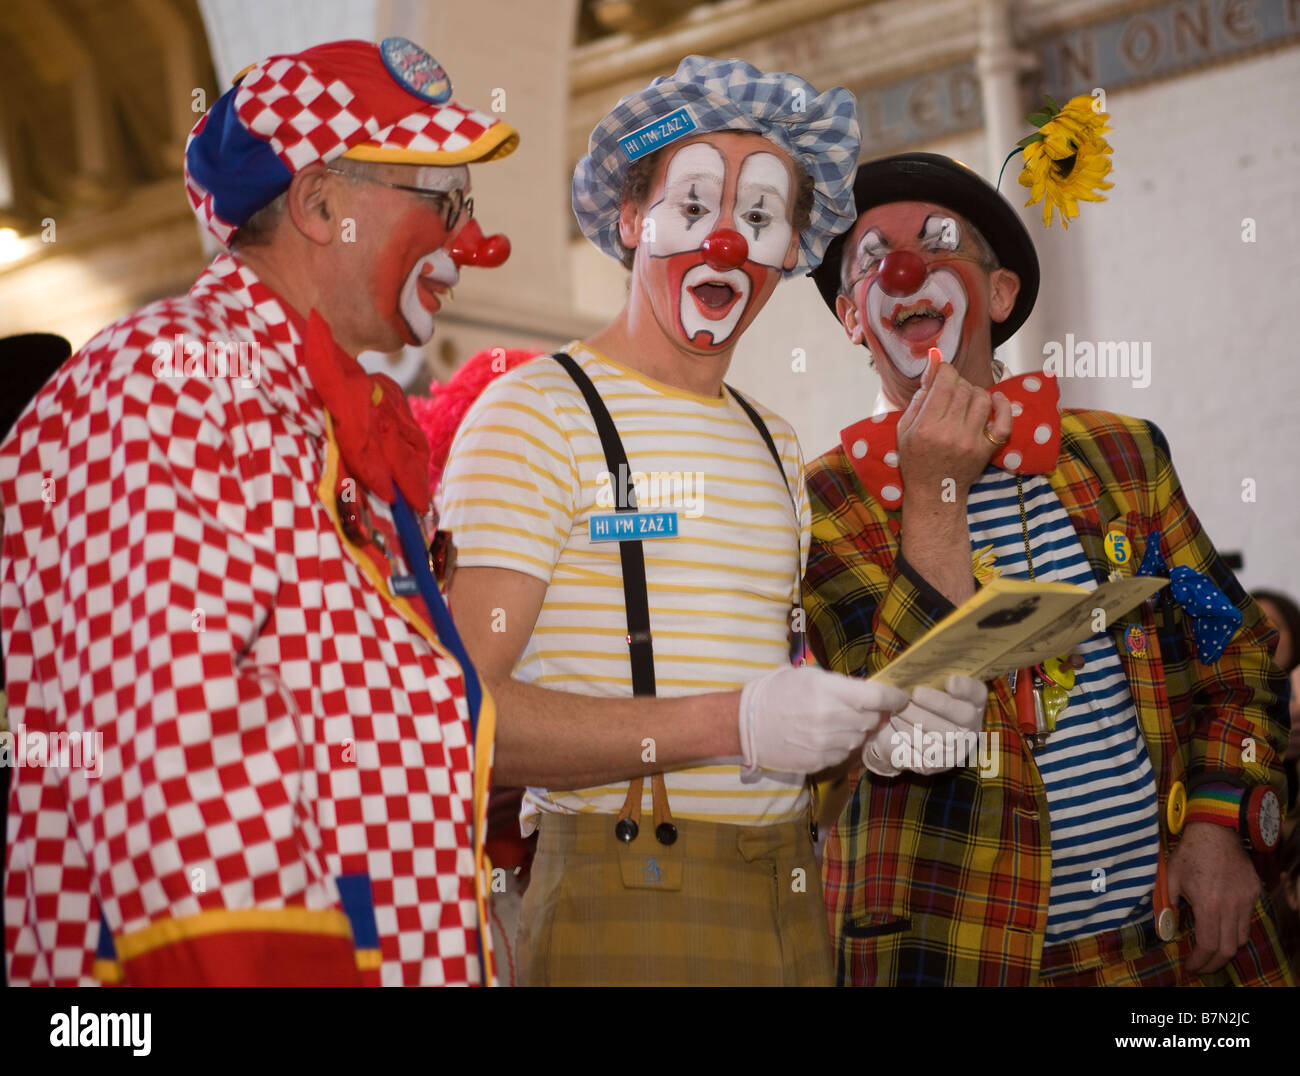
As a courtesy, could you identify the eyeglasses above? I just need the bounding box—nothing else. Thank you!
[327,167,473,230]
[843,248,993,297]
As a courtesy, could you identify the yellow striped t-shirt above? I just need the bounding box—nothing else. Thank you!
[439,343,810,832]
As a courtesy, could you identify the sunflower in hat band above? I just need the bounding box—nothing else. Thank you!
[1014,94,1115,230]
[811,152,1040,409]
[812,94,1114,398]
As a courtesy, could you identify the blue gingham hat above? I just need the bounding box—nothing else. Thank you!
[573,55,861,276]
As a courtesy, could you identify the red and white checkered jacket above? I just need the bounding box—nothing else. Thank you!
[2,254,487,986]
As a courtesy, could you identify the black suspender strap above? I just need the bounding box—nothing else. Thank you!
[550,352,809,843]
[725,384,789,498]
[551,352,656,698]
[724,383,815,839]
[552,352,671,844]
[725,383,806,664]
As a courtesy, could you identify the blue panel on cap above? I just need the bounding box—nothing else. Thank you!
[186,89,294,230]
[380,37,452,104]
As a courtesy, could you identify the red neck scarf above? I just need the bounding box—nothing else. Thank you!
[302,310,431,513]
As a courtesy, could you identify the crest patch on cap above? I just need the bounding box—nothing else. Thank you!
[381,37,452,103]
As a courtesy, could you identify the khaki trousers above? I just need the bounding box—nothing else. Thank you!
[517,813,833,986]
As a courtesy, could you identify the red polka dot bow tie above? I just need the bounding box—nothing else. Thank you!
[839,371,1062,510]
[302,310,432,514]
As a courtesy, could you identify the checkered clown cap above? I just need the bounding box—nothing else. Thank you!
[573,55,860,276]
[185,37,519,245]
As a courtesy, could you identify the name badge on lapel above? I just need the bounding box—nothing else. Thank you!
[589,511,679,542]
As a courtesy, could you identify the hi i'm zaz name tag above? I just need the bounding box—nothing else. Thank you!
[589,511,679,542]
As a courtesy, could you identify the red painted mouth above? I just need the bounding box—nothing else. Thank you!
[663,250,766,350]
[689,281,741,320]
[881,300,952,344]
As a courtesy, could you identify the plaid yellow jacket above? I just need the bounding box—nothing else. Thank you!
[806,408,1291,986]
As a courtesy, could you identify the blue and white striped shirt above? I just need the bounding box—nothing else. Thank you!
[967,469,1159,942]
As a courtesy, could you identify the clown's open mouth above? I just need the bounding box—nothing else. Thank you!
[417,273,453,312]
[889,301,950,342]
[689,281,741,318]
[398,250,460,347]
[676,261,753,347]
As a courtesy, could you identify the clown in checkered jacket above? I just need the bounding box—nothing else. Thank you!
[803,152,1292,987]
[1,38,516,987]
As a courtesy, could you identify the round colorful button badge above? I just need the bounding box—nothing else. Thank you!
[1125,624,1148,656]
[381,37,452,103]
[1104,530,1131,567]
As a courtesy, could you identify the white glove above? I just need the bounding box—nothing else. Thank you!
[862,674,988,777]
[738,666,910,779]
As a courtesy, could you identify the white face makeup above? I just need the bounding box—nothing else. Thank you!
[638,140,794,348]
[403,163,470,195]
[400,250,458,344]
[733,152,793,269]
[849,214,963,281]
[864,266,969,378]
[848,213,972,377]
[645,142,725,256]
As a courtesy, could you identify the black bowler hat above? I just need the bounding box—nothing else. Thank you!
[0,333,72,440]
[810,152,1040,348]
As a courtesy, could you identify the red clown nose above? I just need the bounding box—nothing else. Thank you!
[701,229,748,272]
[876,250,927,296]
[450,220,512,268]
